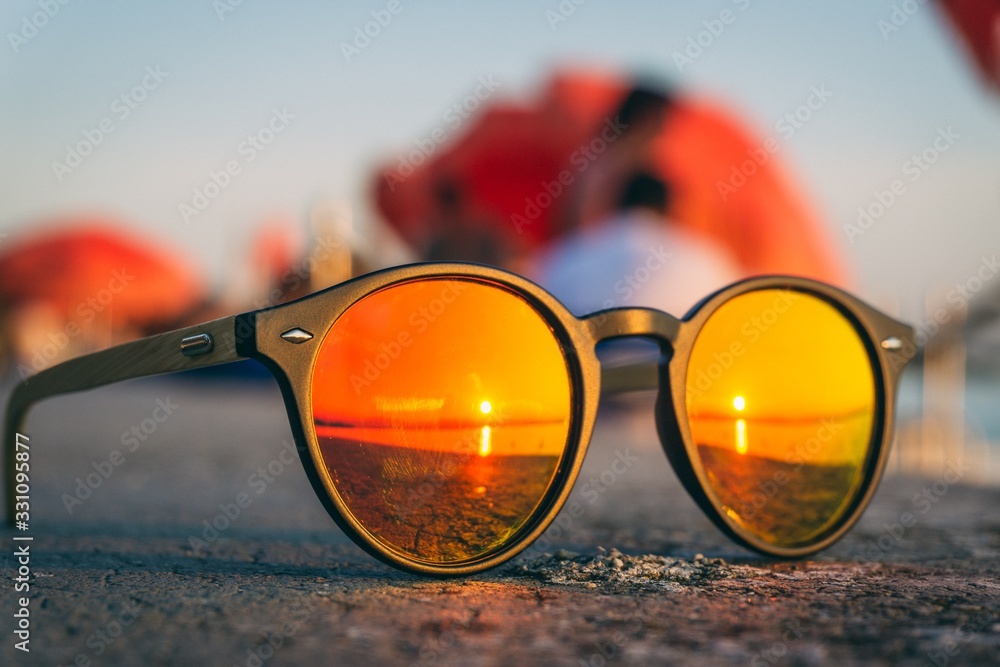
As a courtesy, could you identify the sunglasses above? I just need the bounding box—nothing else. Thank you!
[4,263,914,576]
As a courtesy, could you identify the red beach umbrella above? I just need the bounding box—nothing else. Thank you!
[0,220,205,333]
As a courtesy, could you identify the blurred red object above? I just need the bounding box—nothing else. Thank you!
[373,72,606,252]
[0,221,205,369]
[939,0,1000,91]
[0,222,204,325]
[373,70,848,285]
[251,221,300,284]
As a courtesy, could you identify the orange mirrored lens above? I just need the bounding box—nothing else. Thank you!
[311,278,572,563]
[685,289,876,547]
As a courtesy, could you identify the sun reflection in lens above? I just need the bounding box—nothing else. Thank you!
[686,289,877,547]
[478,400,493,456]
[312,279,572,563]
[735,418,748,455]
[734,396,747,455]
[479,425,492,457]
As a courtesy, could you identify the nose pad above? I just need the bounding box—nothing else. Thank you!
[654,351,708,506]
[654,351,686,471]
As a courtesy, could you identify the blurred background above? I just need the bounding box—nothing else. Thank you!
[1,0,999,480]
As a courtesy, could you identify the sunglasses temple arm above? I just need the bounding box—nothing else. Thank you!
[600,360,660,395]
[3,314,248,525]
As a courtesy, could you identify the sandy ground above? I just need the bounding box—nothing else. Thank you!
[1,371,998,666]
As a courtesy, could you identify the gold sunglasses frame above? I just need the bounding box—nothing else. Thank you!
[4,262,914,576]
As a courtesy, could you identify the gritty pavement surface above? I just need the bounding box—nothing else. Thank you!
[1,370,998,666]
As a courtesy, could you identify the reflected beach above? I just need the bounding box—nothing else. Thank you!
[691,410,873,546]
[318,422,564,562]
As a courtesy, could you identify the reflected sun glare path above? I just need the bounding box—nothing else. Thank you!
[734,396,747,455]
[479,425,492,457]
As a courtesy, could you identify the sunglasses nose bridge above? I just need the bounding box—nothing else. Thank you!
[582,307,680,347]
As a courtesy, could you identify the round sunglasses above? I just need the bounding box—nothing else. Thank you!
[4,263,914,576]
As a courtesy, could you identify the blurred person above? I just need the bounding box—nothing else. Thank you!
[373,68,848,286]
[557,83,673,235]
[531,171,740,318]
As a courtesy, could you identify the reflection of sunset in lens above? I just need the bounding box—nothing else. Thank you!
[311,278,572,563]
[685,289,876,547]
[479,425,491,457]
[735,418,748,455]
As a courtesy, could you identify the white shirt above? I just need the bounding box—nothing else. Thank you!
[531,210,742,318]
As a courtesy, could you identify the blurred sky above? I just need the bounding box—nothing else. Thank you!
[1,0,998,320]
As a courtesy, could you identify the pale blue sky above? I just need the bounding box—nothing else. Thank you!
[1,0,998,319]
